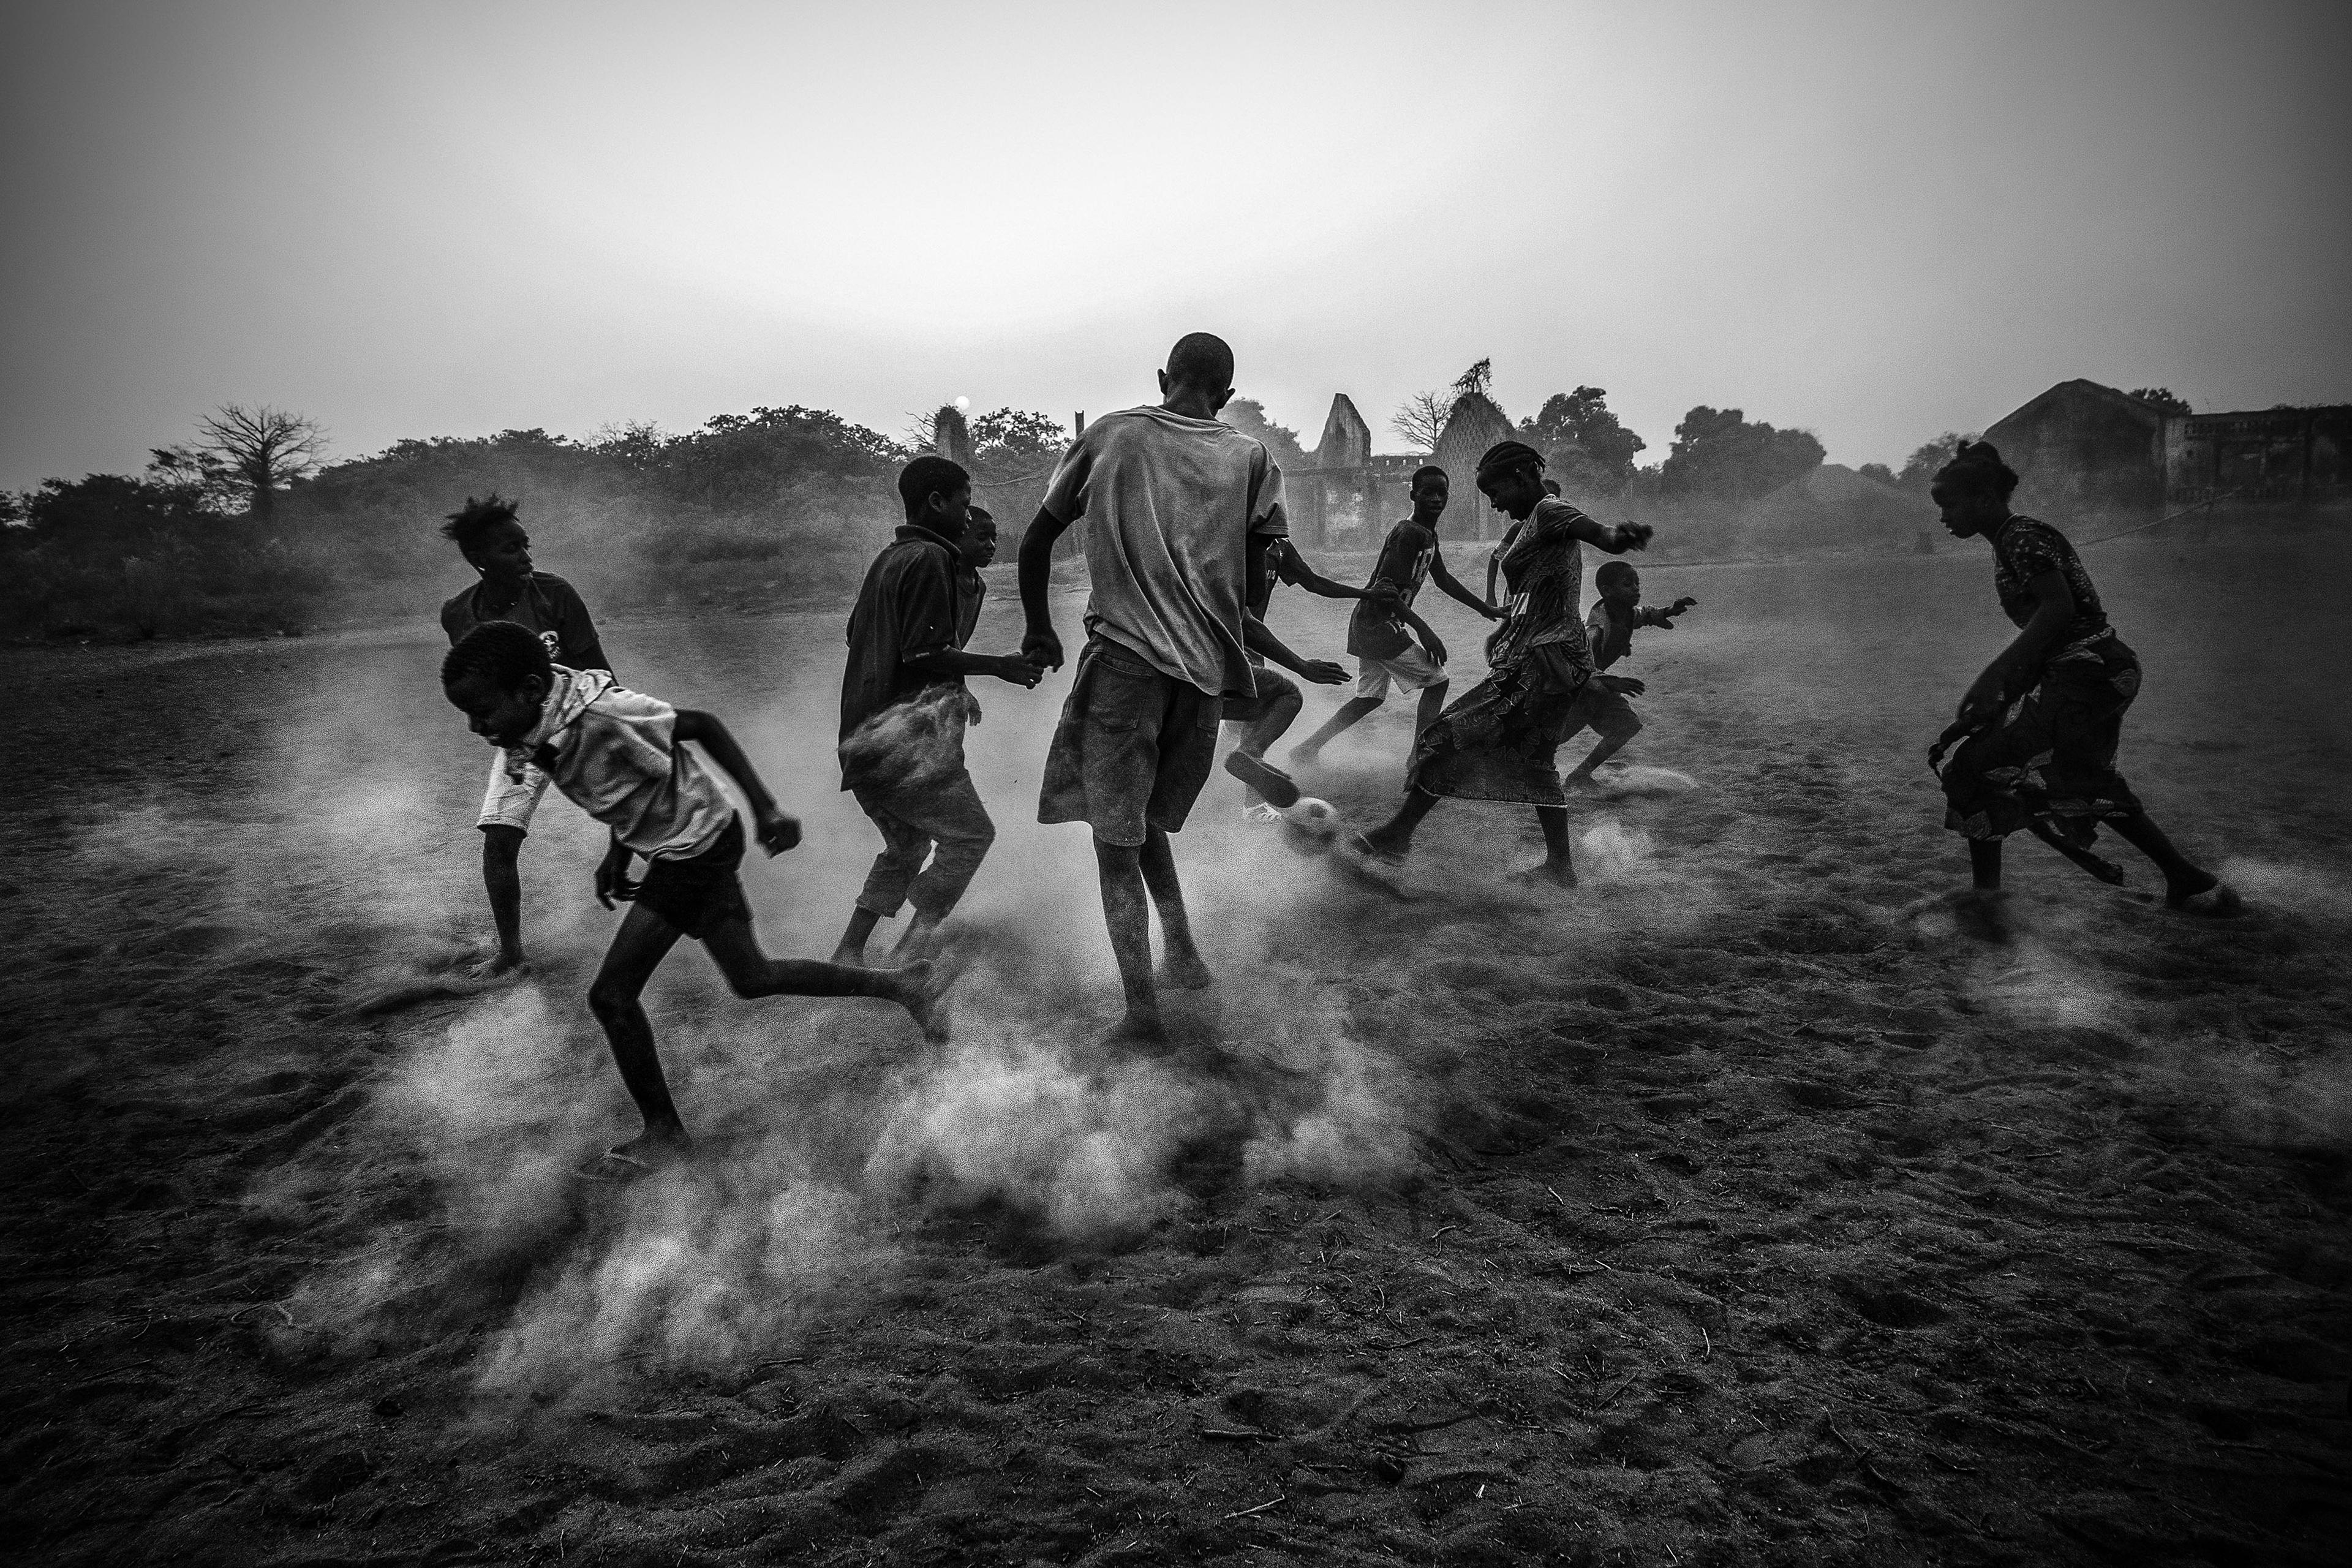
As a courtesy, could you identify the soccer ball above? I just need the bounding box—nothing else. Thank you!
[1280,797,1343,854]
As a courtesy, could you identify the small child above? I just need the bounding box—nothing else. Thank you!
[1559,560,1696,788]
[833,466,1041,965]
[437,494,612,979]
[441,620,937,1174]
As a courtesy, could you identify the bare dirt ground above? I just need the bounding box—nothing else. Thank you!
[4,524,2349,1567]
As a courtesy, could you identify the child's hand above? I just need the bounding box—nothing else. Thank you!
[1618,522,1655,552]
[1480,601,1506,621]
[1956,675,2005,725]
[595,843,640,910]
[1022,629,1065,671]
[992,655,1044,689]
[754,809,802,856]
[1670,597,1698,615]
[1297,659,1348,686]
[1421,630,1449,665]
[1605,675,1646,696]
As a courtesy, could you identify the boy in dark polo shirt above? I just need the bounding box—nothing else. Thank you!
[437,493,612,979]
[832,461,1042,965]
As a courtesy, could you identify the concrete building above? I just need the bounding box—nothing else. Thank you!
[1984,380,2350,516]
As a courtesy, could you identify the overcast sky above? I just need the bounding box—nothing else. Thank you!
[4,0,2346,492]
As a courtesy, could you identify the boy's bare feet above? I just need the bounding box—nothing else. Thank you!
[1349,830,1408,865]
[2167,879,2242,916]
[464,952,529,982]
[1158,951,1214,990]
[1287,744,1321,769]
[1103,1008,1172,1051]
[580,1123,692,1181]
[883,959,949,1041]
[1509,859,1578,888]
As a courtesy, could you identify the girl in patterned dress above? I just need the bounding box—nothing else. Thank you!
[1355,442,1653,885]
[1932,441,2237,915]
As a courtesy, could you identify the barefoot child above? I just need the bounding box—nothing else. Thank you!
[1561,560,1697,788]
[1928,440,2236,916]
[1292,466,1501,769]
[441,621,936,1168]
[1356,442,1652,886]
[1020,332,1335,1042]
[438,494,612,978]
[1223,532,1368,819]
[833,466,1042,965]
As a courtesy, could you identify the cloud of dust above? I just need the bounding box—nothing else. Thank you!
[267,601,1430,1393]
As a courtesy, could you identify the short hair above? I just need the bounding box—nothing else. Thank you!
[1542,478,1562,496]
[966,505,997,529]
[441,620,551,691]
[1594,560,1638,589]
[898,456,970,521]
[1933,439,2019,503]
[1164,332,1235,394]
[1410,465,1447,491]
[442,494,520,553]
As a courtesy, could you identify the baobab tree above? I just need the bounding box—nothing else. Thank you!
[195,405,327,524]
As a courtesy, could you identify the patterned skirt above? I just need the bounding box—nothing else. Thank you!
[1406,650,1588,807]
[1941,634,2146,840]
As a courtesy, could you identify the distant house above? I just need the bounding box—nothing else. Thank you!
[1985,380,2351,514]
[1281,394,1421,548]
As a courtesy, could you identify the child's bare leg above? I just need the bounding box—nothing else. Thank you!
[1511,805,1578,886]
[703,916,941,1038]
[1412,682,1449,743]
[1360,787,1439,859]
[2107,812,2230,905]
[1292,696,1381,764]
[472,825,528,977]
[586,903,693,1151]
[1238,685,1302,762]
[832,907,884,965]
[1094,838,1163,1041]
[1565,712,1642,785]
[1140,827,1210,989]
[1969,839,2003,891]
[892,910,943,959]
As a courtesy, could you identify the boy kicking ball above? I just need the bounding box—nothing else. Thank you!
[441,621,938,1175]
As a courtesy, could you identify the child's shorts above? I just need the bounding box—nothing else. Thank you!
[478,751,552,833]
[1039,637,1221,848]
[636,817,753,939]
[1555,680,1641,743]
[1357,646,1447,701]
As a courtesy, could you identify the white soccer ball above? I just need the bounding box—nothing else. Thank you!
[1280,796,1343,854]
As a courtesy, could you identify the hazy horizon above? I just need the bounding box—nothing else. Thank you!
[4,0,2347,493]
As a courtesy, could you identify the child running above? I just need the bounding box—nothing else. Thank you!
[1355,442,1652,886]
[1223,532,1370,820]
[437,494,612,979]
[833,465,1042,965]
[1292,465,1501,769]
[1019,332,1335,1044]
[1928,440,2237,920]
[440,621,937,1172]
[1559,560,1697,788]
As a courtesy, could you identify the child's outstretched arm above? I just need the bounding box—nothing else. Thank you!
[1561,511,1653,556]
[1430,547,1504,620]
[1242,613,1347,687]
[1280,549,1389,604]
[1641,597,1698,628]
[904,646,1044,690]
[673,710,802,855]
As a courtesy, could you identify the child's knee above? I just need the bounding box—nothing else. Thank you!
[1615,711,1644,739]
[587,976,641,1019]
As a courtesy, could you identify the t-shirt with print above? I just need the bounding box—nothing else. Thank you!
[1348,519,1439,659]
[503,668,734,861]
[839,524,966,752]
[440,572,606,670]
[1990,516,2109,650]
[1039,405,1287,698]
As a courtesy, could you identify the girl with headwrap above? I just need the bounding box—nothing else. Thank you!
[1929,440,2237,918]
[1354,441,1654,884]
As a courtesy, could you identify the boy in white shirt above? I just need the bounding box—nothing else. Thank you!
[441,621,937,1172]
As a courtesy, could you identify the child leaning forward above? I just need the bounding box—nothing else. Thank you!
[441,621,938,1175]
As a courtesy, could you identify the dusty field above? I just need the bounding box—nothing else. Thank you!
[4,522,2350,1567]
